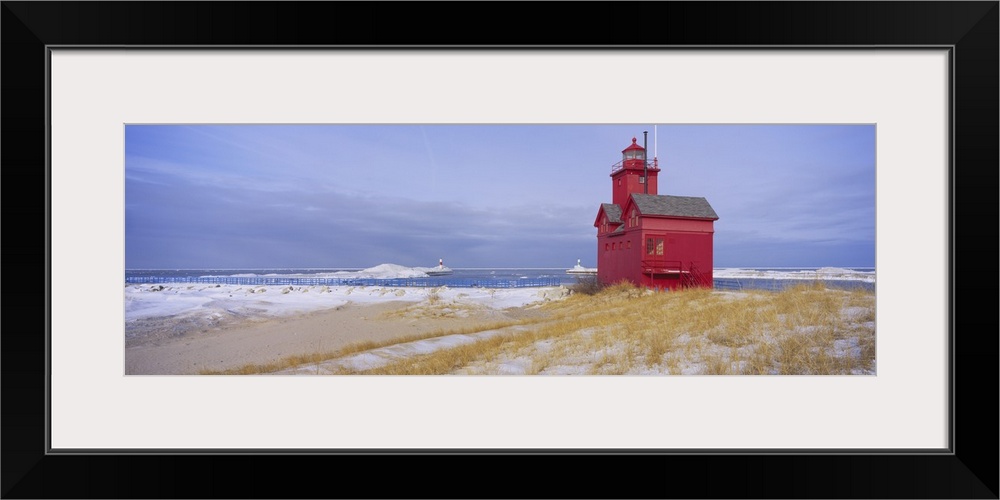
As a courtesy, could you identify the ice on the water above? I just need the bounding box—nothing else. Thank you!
[125,263,561,325]
[713,267,875,282]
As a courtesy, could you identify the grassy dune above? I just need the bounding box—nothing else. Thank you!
[208,281,876,375]
[355,281,875,375]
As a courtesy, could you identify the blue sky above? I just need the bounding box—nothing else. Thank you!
[124,124,875,269]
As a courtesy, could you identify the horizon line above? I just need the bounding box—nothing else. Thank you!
[124,265,877,271]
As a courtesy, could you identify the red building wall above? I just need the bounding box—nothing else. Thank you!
[638,230,714,289]
[595,138,716,291]
[597,233,640,286]
[598,224,714,290]
[612,169,659,207]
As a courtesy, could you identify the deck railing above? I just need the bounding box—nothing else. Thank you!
[610,159,657,174]
[641,260,683,272]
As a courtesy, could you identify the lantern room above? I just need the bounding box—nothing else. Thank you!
[622,137,645,165]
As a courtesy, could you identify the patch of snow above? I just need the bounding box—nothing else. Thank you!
[125,280,569,325]
[493,358,532,375]
[278,327,523,374]
[832,338,862,359]
[841,306,874,320]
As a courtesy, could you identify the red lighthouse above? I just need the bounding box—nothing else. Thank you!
[594,135,719,290]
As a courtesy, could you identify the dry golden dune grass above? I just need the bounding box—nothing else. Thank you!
[210,281,876,375]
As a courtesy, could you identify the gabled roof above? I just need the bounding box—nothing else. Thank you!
[594,203,624,227]
[601,203,622,224]
[629,193,719,220]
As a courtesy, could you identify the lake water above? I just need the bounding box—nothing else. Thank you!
[125,267,875,291]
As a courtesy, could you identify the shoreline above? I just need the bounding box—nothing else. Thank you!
[122,279,876,375]
[124,298,543,375]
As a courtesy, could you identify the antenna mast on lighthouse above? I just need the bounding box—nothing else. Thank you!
[643,130,648,194]
[654,125,658,170]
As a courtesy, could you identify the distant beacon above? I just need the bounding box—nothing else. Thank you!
[593,135,719,290]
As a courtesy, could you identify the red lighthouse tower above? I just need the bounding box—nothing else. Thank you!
[594,135,719,290]
[611,137,659,206]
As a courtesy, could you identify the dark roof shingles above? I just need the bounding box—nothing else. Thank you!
[631,194,719,219]
[601,203,623,223]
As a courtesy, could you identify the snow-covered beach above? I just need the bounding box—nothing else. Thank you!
[124,264,570,374]
[125,264,563,333]
[124,263,875,375]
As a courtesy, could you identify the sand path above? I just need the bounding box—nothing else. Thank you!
[125,300,533,375]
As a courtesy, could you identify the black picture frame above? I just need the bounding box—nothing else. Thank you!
[3,2,997,498]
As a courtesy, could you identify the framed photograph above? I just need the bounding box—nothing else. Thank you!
[4,2,996,498]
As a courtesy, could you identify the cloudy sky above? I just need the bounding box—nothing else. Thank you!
[124,124,875,269]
